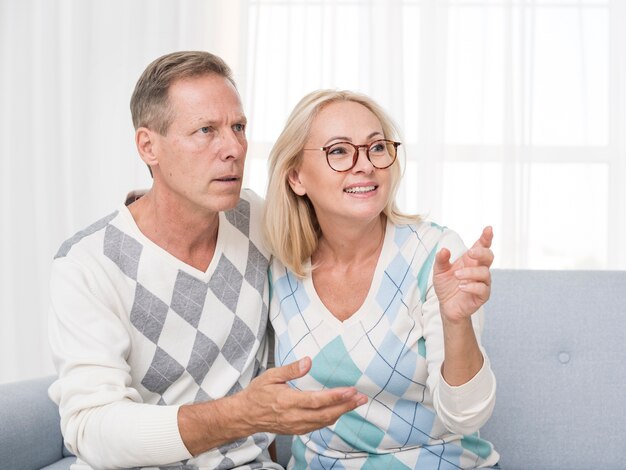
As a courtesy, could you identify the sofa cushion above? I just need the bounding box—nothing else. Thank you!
[0,375,65,470]
[41,456,75,470]
[481,270,626,470]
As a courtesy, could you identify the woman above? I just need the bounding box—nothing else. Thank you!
[264,90,499,469]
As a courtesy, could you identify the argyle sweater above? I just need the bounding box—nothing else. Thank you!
[270,221,499,469]
[48,189,281,470]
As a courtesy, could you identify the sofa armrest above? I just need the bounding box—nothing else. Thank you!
[0,375,66,470]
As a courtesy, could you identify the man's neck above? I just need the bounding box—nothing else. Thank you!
[127,189,220,272]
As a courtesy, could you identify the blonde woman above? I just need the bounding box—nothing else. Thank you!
[264,90,500,469]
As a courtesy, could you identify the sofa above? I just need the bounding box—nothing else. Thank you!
[1,269,625,470]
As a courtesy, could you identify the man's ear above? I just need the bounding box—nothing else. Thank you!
[288,168,307,196]
[135,127,159,168]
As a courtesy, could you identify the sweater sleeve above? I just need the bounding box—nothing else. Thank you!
[420,229,497,435]
[48,257,193,469]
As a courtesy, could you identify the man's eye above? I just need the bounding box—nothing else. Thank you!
[200,126,211,134]
[233,123,246,132]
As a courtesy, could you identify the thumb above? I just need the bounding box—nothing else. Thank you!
[265,357,312,384]
[434,247,451,275]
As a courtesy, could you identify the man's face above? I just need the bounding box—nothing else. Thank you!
[149,73,248,215]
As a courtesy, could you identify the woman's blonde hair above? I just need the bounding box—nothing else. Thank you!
[263,89,420,278]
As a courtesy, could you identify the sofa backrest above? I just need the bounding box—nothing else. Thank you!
[481,269,626,470]
[0,375,64,470]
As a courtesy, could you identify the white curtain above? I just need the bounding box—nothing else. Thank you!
[243,0,626,271]
[2,0,625,383]
[0,0,243,383]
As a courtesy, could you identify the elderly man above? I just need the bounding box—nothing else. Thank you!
[48,51,366,470]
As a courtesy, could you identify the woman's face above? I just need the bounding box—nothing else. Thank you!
[289,100,393,227]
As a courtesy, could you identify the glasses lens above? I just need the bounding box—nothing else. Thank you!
[326,142,355,171]
[368,140,396,169]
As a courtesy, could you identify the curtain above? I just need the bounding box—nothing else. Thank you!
[2,0,625,383]
[243,0,626,271]
[0,0,242,383]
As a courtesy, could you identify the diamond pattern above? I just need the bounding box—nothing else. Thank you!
[224,198,250,236]
[141,347,185,395]
[171,270,208,327]
[130,283,169,344]
[55,211,118,259]
[75,193,276,469]
[245,241,269,295]
[222,316,256,372]
[103,224,143,280]
[209,255,243,313]
[186,330,220,385]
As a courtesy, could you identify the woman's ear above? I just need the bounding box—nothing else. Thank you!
[135,127,159,168]
[288,167,307,196]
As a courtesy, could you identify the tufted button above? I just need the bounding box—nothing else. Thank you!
[558,352,571,364]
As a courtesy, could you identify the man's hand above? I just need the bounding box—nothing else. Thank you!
[178,357,367,456]
[239,357,368,435]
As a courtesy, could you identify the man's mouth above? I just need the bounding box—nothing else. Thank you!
[214,176,240,182]
[344,185,377,194]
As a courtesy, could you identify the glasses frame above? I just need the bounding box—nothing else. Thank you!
[304,139,401,172]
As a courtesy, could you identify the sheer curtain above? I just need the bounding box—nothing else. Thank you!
[0,0,244,383]
[242,0,626,271]
[2,0,625,383]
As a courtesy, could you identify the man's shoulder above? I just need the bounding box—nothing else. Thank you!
[54,209,121,260]
[238,188,264,210]
[222,189,264,230]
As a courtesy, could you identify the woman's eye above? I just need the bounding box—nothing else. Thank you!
[329,145,349,155]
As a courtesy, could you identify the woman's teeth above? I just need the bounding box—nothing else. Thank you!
[345,186,376,193]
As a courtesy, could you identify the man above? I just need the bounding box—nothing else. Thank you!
[48,51,366,470]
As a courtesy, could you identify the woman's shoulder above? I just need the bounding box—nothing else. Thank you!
[390,220,468,258]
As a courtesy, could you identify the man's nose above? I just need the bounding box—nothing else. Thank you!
[219,129,246,160]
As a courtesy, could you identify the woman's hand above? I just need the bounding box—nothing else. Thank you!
[433,226,494,324]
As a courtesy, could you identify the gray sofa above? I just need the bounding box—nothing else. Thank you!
[1,270,625,470]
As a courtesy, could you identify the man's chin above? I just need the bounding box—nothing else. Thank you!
[208,187,243,211]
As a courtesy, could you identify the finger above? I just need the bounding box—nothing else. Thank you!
[296,387,367,410]
[458,281,491,300]
[471,226,494,250]
[286,395,369,433]
[434,247,452,275]
[263,357,312,384]
[454,266,491,285]
[466,246,494,267]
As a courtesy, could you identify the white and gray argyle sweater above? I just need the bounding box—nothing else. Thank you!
[48,190,281,470]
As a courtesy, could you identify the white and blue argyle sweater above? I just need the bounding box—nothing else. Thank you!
[270,220,499,469]
[49,189,280,470]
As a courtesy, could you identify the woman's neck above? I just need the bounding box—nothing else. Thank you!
[313,214,386,268]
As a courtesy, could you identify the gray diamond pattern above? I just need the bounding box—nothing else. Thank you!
[141,347,185,395]
[103,224,143,280]
[216,457,236,470]
[221,316,255,372]
[55,211,118,259]
[252,432,269,450]
[224,198,250,237]
[226,381,243,397]
[256,302,268,342]
[219,438,247,455]
[244,241,269,296]
[130,283,169,344]
[187,330,220,385]
[194,387,210,403]
[171,270,208,328]
[209,255,243,313]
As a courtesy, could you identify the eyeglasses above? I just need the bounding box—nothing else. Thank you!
[303,139,401,172]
